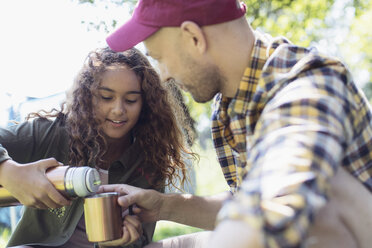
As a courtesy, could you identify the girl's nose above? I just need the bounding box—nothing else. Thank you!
[112,100,125,115]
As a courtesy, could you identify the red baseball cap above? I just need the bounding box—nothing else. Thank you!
[106,0,246,52]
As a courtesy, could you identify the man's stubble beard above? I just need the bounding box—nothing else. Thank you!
[183,58,226,103]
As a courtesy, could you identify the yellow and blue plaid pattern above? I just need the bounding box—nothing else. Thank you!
[212,31,372,247]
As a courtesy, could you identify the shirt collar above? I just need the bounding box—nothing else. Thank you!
[214,32,270,120]
[214,31,291,118]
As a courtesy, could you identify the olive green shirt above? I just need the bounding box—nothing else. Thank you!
[0,116,157,247]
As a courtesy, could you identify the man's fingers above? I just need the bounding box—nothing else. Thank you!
[100,184,137,194]
[118,194,137,208]
[98,184,139,208]
[98,184,119,193]
[98,184,131,194]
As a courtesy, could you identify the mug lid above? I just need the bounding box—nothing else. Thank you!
[85,192,119,199]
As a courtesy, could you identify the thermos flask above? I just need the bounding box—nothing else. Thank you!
[0,165,101,206]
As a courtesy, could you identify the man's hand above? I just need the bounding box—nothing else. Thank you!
[98,184,164,223]
[0,158,71,209]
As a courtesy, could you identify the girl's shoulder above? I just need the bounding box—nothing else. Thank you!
[36,112,66,124]
[27,113,68,137]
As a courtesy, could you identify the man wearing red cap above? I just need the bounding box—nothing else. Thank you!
[101,0,372,247]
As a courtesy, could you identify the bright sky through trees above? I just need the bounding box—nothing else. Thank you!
[0,0,130,126]
[0,0,131,98]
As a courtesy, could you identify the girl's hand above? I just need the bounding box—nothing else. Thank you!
[0,158,71,209]
[98,215,143,247]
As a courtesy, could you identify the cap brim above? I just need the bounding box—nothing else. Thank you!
[106,18,159,52]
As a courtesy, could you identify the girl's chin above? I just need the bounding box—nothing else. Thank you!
[105,134,126,141]
[103,132,130,142]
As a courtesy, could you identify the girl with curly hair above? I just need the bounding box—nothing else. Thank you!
[0,47,194,247]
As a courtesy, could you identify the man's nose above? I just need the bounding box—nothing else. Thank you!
[158,63,171,82]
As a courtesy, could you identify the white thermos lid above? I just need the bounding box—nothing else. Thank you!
[66,167,101,197]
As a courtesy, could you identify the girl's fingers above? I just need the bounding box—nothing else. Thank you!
[99,217,142,247]
[125,215,143,236]
[123,219,141,244]
[132,205,142,214]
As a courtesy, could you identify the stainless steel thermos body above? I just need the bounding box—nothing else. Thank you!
[0,165,101,206]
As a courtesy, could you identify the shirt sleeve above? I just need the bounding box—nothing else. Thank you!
[0,144,11,164]
[0,118,59,165]
[0,121,37,165]
[217,62,359,247]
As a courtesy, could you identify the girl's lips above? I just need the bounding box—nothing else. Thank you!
[107,119,127,127]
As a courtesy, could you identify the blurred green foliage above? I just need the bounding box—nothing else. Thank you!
[0,228,10,248]
[243,0,369,45]
[341,2,372,97]
[153,221,203,242]
[244,0,335,46]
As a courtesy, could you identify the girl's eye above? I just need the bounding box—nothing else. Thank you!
[101,96,112,100]
[126,99,137,104]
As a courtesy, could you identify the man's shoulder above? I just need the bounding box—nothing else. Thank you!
[254,30,292,49]
[258,31,347,77]
[262,40,348,83]
[252,32,353,102]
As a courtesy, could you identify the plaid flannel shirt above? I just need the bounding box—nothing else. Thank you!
[212,31,372,247]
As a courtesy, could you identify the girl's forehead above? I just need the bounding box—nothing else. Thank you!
[98,66,141,92]
[105,64,129,70]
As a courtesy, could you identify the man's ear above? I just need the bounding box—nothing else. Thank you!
[180,21,207,54]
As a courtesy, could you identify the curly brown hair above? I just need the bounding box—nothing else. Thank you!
[63,47,195,188]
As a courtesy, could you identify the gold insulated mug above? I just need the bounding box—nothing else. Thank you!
[84,192,122,242]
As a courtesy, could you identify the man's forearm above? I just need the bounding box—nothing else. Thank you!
[159,191,230,230]
[207,220,264,248]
